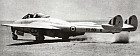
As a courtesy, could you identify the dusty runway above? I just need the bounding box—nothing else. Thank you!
[0,21,140,56]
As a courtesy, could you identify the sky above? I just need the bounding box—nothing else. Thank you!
[0,0,140,21]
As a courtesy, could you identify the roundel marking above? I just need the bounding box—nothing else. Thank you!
[70,26,76,32]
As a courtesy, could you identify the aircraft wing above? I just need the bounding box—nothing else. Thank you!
[2,22,60,29]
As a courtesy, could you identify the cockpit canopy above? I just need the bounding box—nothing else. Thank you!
[22,13,50,19]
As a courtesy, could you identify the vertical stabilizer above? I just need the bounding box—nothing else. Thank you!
[124,15,138,31]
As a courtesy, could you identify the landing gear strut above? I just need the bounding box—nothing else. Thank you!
[12,33,18,40]
[61,35,69,41]
[35,29,45,42]
[59,32,69,41]
[35,35,45,42]
[11,27,18,40]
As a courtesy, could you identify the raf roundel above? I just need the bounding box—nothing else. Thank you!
[70,26,76,32]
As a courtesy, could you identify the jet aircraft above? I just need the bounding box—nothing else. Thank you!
[2,14,138,42]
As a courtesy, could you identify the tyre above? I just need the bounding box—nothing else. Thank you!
[62,36,69,41]
[35,36,45,42]
[12,33,18,40]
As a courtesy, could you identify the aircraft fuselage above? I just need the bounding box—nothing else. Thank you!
[13,18,121,38]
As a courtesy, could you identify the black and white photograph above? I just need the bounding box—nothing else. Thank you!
[0,0,139,56]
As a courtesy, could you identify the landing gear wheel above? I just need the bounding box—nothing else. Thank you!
[12,33,18,40]
[35,36,45,42]
[35,29,45,42]
[62,36,69,41]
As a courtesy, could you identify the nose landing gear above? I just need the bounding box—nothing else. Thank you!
[11,27,18,40]
[12,33,18,40]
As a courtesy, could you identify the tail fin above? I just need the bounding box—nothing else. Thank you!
[102,15,123,32]
[108,15,123,27]
[124,15,138,31]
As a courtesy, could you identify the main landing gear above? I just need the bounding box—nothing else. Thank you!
[59,33,69,41]
[35,35,45,42]
[61,36,69,41]
[35,30,45,42]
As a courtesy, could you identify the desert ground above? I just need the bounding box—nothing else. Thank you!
[0,21,140,56]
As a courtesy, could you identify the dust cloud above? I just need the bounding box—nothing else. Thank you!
[77,31,139,44]
[114,32,130,43]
